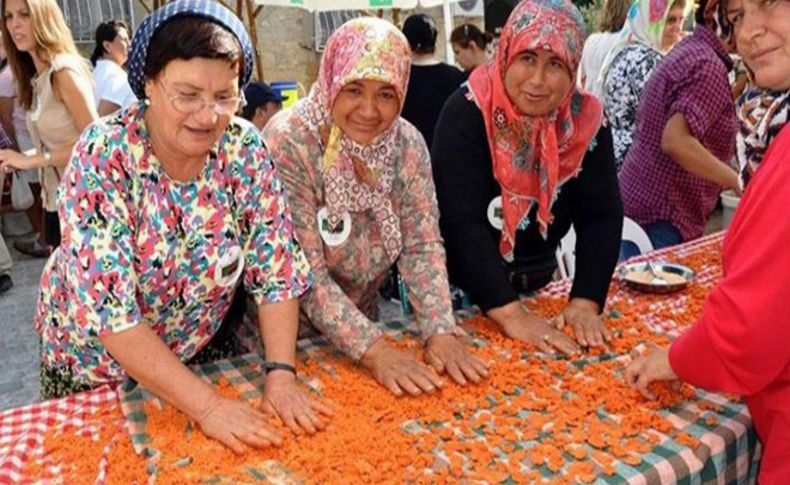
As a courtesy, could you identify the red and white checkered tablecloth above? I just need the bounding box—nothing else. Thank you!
[0,385,118,484]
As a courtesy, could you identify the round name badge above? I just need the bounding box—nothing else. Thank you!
[214,244,245,288]
[487,196,504,230]
[317,206,352,247]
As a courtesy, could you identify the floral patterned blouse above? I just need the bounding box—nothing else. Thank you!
[34,103,312,386]
[263,113,459,361]
[603,43,663,171]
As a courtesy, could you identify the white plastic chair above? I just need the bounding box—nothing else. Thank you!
[555,217,654,279]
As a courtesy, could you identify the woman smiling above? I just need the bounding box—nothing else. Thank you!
[432,0,623,356]
[264,18,488,398]
[32,0,328,453]
[626,0,790,479]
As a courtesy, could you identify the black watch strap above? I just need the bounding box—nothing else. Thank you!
[263,361,297,376]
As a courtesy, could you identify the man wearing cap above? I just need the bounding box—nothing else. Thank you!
[241,81,286,132]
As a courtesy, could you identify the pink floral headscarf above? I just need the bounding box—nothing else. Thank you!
[295,17,411,260]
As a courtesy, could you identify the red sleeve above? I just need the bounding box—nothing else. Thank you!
[669,128,790,396]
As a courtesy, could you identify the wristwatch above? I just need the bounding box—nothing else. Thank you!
[262,361,297,376]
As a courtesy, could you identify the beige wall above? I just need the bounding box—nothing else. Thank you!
[110,3,484,93]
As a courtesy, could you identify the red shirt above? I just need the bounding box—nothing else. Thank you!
[669,124,790,483]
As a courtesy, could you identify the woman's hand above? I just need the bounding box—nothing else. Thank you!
[555,298,610,348]
[261,371,333,435]
[197,392,283,454]
[625,346,678,399]
[360,337,445,396]
[424,334,490,386]
[0,149,38,173]
[488,301,580,356]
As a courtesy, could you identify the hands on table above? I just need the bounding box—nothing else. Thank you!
[197,370,333,453]
[361,334,489,397]
[488,301,580,356]
[625,345,679,399]
[554,298,611,348]
[488,299,611,355]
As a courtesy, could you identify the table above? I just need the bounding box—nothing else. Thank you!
[0,233,761,484]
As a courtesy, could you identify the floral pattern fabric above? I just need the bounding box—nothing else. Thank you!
[264,112,459,361]
[467,0,603,261]
[34,103,312,387]
[295,18,412,261]
[736,89,790,188]
[261,17,460,361]
[603,43,663,170]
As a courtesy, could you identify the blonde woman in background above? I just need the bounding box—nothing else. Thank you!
[0,0,97,255]
[577,0,631,98]
[0,32,44,247]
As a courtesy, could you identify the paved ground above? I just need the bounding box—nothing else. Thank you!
[0,209,724,412]
[0,229,46,411]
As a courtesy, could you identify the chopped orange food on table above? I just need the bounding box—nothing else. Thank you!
[19,241,726,483]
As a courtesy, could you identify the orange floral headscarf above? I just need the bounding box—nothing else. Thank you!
[468,0,603,260]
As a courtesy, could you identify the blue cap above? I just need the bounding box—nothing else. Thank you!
[244,82,287,109]
[127,0,254,100]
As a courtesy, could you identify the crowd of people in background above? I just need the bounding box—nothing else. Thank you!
[0,0,788,479]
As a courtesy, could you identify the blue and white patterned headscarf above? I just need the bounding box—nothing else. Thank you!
[127,0,255,99]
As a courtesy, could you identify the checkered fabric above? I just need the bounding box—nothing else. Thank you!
[126,0,254,100]
[0,233,761,483]
[0,385,118,483]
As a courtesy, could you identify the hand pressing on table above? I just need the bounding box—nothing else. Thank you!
[261,370,334,435]
[554,298,611,348]
[197,393,283,454]
[488,301,580,356]
[361,337,445,396]
[424,334,490,386]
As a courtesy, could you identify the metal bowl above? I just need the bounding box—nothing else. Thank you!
[618,261,696,294]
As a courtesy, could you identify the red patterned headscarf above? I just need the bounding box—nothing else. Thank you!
[468,0,603,260]
[295,17,411,260]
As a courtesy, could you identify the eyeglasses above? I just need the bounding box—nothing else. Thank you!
[158,79,246,116]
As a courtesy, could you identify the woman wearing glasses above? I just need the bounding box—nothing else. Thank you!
[32,1,330,453]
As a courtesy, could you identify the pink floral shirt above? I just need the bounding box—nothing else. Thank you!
[263,114,459,360]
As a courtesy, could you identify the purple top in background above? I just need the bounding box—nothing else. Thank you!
[619,26,736,241]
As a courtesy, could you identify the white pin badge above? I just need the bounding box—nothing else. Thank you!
[214,244,245,288]
[317,206,352,247]
[487,196,504,230]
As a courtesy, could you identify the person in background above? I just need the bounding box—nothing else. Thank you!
[432,0,623,354]
[400,13,466,149]
[450,23,492,74]
[578,0,631,99]
[0,234,11,294]
[661,0,688,51]
[0,0,97,255]
[91,19,137,116]
[264,18,489,397]
[0,32,43,251]
[240,81,284,132]
[0,124,13,295]
[626,0,790,480]
[618,0,739,252]
[600,0,685,171]
[34,0,328,451]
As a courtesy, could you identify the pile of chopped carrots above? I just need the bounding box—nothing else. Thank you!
[21,242,731,484]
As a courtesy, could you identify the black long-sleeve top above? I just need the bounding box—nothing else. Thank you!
[401,63,467,149]
[431,87,623,312]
